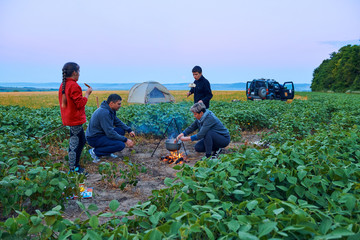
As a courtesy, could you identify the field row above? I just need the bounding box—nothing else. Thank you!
[0,90,247,108]
[1,92,360,239]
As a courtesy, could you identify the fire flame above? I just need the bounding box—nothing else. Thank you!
[161,151,186,164]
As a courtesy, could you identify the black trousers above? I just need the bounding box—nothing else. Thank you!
[86,127,126,157]
[68,125,86,169]
[194,130,230,157]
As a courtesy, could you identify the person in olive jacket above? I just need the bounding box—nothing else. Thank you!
[187,65,213,109]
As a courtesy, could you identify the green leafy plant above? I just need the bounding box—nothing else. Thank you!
[1,93,360,239]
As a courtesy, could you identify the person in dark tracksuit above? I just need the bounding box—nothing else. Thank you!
[86,94,135,163]
[175,102,230,158]
[187,66,213,109]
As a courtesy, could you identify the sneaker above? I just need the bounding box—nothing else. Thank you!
[89,149,100,163]
[110,153,118,158]
[212,148,223,158]
[75,167,89,177]
[68,167,89,177]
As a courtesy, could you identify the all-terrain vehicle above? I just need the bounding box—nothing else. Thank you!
[246,79,295,101]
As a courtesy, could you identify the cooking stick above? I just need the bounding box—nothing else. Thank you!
[84,83,99,108]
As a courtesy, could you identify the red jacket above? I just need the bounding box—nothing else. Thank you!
[58,78,88,126]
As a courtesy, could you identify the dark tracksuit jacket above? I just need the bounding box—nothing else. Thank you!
[183,110,230,141]
[189,75,213,108]
[85,101,132,142]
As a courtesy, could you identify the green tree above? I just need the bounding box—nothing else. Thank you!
[311,44,360,92]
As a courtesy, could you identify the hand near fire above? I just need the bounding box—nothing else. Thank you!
[175,133,184,143]
[175,133,191,142]
[126,139,134,148]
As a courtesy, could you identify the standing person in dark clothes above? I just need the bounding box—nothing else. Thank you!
[86,94,135,163]
[187,65,213,109]
[59,62,93,175]
[175,102,230,158]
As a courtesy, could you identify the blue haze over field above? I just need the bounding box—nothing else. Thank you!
[0,0,359,87]
[0,82,311,92]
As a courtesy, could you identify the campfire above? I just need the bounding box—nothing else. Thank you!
[160,151,187,164]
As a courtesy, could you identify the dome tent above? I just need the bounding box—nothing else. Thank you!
[127,81,175,104]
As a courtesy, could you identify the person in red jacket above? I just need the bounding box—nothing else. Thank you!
[59,62,92,175]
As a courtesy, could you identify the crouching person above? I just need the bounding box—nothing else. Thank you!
[86,94,135,163]
[176,102,230,158]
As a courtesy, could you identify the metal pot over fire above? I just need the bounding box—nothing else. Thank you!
[165,139,182,151]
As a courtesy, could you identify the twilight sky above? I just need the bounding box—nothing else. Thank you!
[0,0,359,85]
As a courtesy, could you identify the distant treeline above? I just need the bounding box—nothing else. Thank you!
[0,87,57,92]
[311,44,360,92]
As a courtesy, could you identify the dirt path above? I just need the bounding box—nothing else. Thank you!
[62,131,263,221]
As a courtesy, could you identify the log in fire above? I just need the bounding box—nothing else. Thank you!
[160,151,188,165]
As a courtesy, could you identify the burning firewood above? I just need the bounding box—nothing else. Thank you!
[160,151,187,165]
[174,157,184,164]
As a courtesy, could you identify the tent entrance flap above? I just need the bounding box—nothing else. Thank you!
[149,87,165,98]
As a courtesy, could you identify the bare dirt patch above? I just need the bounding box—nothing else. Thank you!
[62,131,264,221]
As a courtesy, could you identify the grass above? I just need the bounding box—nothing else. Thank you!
[0,90,247,108]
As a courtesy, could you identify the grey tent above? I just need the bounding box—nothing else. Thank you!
[127,81,175,104]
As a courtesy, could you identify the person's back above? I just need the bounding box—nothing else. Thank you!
[86,101,115,139]
[189,110,230,140]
